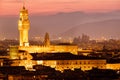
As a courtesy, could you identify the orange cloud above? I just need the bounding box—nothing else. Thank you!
[0,0,120,15]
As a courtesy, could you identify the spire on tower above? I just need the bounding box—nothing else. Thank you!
[23,6,25,9]
[22,0,26,9]
[44,32,50,46]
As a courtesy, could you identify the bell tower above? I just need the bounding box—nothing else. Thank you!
[18,6,30,46]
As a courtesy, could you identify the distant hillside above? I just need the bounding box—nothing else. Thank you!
[60,19,120,39]
[0,11,120,39]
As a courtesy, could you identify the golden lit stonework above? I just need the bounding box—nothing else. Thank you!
[18,6,30,47]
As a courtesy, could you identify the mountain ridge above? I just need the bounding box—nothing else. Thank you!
[0,11,120,39]
[59,19,120,39]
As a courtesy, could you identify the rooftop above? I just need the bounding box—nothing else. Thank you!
[30,52,106,60]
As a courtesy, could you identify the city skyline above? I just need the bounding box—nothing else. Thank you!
[0,2,120,79]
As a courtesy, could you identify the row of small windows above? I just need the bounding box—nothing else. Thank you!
[57,61,106,65]
[57,66,104,70]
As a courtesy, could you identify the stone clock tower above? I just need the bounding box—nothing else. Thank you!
[18,6,30,46]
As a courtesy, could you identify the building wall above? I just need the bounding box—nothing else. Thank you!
[11,58,120,71]
[53,45,78,55]
[0,59,3,66]
[8,75,22,80]
[106,63,120,70]
[18,45,78,55]
[36,59,106,71]
[11,60,36,70]
[8,75,46,80]
[9,46,19,59]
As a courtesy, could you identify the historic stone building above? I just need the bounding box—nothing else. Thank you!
[36,59,106,71]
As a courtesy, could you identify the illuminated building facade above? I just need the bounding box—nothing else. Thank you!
[18,45,78,55]
[9,46,19,59]
[36,59,106,71]
[18,6,30,47]
[106,63,120,70]
[10,56,106,71]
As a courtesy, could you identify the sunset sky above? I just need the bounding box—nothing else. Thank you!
[0,0,120,15]
[0,0,120,39]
